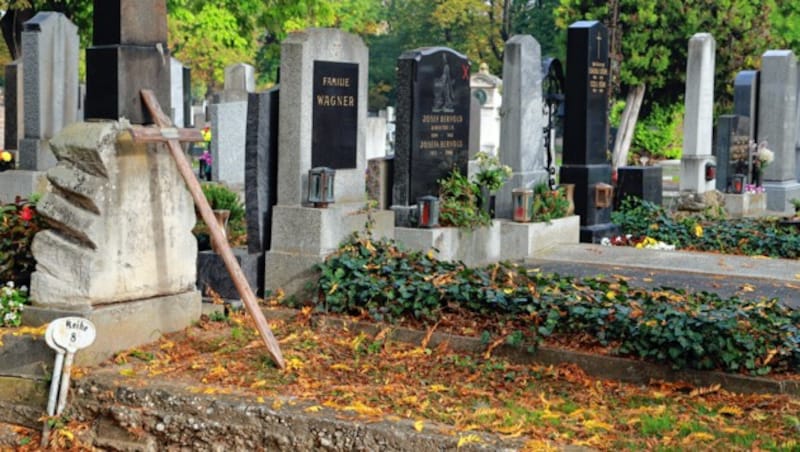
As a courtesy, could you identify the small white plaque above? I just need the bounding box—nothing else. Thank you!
[50,317,97,352]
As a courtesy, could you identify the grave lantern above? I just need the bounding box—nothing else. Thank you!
[307,167,335,208]
[416,195,440,228]
[594,183,613,209]
[705,162,716,181]
[512,188,534,222]
[732,173,746,194]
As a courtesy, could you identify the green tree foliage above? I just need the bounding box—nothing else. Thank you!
[555,0,775,108]
[168,2,257,97]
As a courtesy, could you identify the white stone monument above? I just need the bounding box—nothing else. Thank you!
[679,33,716,194]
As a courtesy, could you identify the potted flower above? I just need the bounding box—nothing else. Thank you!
[472,151,511,217]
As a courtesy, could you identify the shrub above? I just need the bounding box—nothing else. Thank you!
[438,169,491,229]
[0,197,44,288]
[195,183,246,248]
[531,183,569,222]
[611,101,683,162]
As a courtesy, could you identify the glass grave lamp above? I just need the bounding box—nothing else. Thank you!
[416,195,440,228]
[705,162,717,181]
[731,173,746,194]
[594,183,614,209]
[512,188,534,222]
[307,167,335,208]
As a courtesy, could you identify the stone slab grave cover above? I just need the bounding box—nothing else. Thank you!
[679,33,717,194]
[758,50,800,212]
[393,47,471,219]
[26,121,200,365]
[558,21,618,243]
[19,12,79,171]
[615,166,663,210]
[265,28,394,296]
[496,35,546,219]
[85,0,171,125]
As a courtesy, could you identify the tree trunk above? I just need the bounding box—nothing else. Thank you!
[612,84,646,170]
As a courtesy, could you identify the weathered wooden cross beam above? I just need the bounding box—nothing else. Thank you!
[132,89,285,369]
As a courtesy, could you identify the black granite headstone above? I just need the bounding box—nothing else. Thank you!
[559,21,618,243]
[714,115,738,192]
[245,88,279,256]
[733,70,759,140]
[4,60,20,151]
[182,66,192,128]
[615,166,663,209]
[312,61,358,169]
[84,0,171,125]
[394,47,471,207]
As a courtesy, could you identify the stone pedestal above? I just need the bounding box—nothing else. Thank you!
[197,248,264,299]
[723,192,766,217]
[265,204,395,296]
[394,220,501,267]
[763,181,800,212]
[23,292,200,366]
[500,216,579,260]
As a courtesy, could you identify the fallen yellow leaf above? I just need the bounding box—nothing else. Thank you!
[456,434,483,447]
[119,368,136,377]
[330,363,353,371]
[250,379,268,389]
[682,432,715,443]
[718,405,744,417]
[304,405,323,413]
[414,420,424,432]
[583,419,613,431]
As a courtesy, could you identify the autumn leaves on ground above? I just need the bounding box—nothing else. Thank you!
[8,307,800,451]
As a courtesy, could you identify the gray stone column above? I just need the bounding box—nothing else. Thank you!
[496,35,547,219]
[679,33,716,194]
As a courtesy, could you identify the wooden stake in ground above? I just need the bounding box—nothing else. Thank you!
[135,89,285,369]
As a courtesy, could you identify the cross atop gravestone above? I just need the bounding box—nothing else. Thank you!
[84,0,171,124]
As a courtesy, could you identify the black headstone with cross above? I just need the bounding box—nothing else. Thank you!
[559,20,618,243]
[84,0,171,125]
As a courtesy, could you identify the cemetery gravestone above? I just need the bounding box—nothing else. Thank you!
[19,12,79,171]
[393,47,471,214]
[85,0,171,124]
[170,58,186,127]
[559,21,617,243]
[714,115,739,192]
[210,63,254,185]
[496,35,546,219]
[26,0,200,365]
[4,60,22,151]
[196,89,277,299]
[758,50,800,212]
[265,28,393,295]
[679,33,716,194]
[733,70,759,140]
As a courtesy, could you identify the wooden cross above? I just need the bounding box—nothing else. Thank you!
[132,89,285,369]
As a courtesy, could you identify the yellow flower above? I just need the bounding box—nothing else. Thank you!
[694,224,703,237]
[0,150,11,162]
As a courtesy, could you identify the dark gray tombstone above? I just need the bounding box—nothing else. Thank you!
[616,166,663,209]
[85,0,171,125]
[4,60,21,151]
[393,47,471,211]
[559,21,618,243]
[183,66,191,127]
[245,89,279,255]
[714,115,740,192]
[733,70,759,140]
